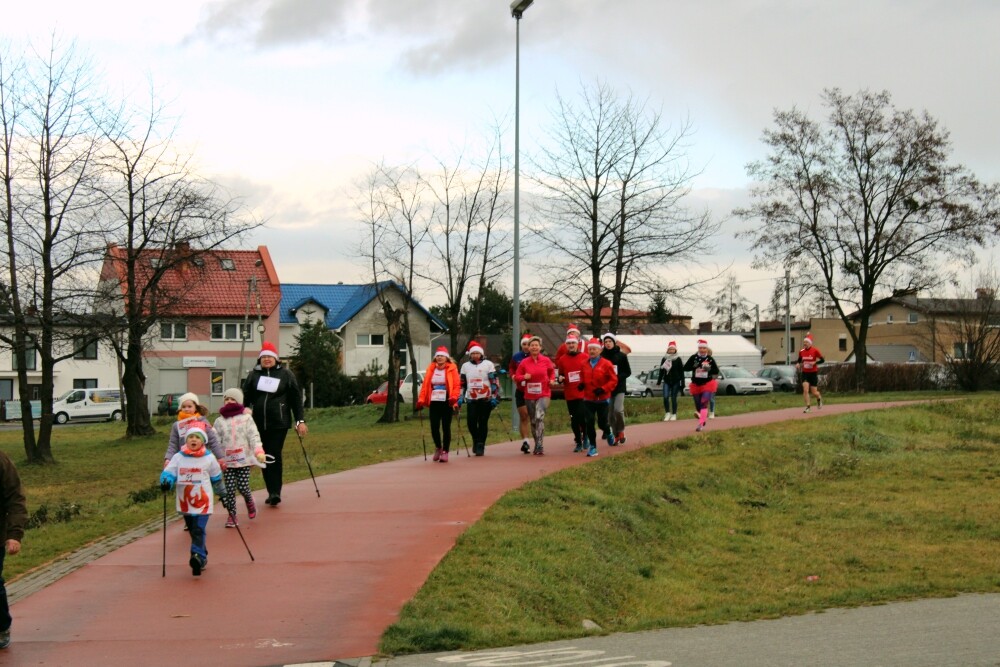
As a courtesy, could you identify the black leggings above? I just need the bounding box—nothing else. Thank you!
[566,399,586,444]
[466,400,493,444]
[259,428,288,497]
[583,401,610,448]
[429,401,453,452]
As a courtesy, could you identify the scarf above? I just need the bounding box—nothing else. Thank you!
[177,410,199,421]
[219,402,244,419]
[181,443,207,457]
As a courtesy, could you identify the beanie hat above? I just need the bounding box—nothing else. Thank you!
[185,422,208,443]
[587,337,603,349]
[602,332,616,342]
[178,392,200,408]
[434,346,450,359]
[258,341,279,359]
[223,387,244,404]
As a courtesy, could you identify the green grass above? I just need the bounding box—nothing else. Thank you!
[0,390,962,583]
[379,394,1000,655]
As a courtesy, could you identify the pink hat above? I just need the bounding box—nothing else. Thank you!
[258,341,279,359]
[434,346,450,358]
[586,337,602,349]
[697,338,708,347]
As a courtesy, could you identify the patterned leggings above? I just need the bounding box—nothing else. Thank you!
[222,467,253,516]
[526,397,550,452]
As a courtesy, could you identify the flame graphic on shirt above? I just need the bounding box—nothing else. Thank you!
[179,484,210,514]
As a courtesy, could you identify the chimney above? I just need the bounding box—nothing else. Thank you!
[698,321,713,334]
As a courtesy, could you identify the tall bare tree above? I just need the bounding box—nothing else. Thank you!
[94,91,258,437]
[530,80,718,334]
[737,88,999,390]
[934,271,1000,391]
[708,274,754,331]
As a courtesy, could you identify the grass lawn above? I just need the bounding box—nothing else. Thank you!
[379,393,1000,654]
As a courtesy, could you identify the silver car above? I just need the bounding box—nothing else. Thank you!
[715,366,773,395]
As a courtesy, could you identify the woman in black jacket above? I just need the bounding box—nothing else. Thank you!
[242,341,307,506]
[656,341,685,421]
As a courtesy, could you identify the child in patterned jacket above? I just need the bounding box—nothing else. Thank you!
[160,422,226,576]
[213,388,266,528]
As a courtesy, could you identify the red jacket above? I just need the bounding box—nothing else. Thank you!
[417,361,461,408]
[555,351,590,401]
[514,354,556,400]
[580,356,617,401]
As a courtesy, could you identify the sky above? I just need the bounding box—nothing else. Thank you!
[4,0,999,325]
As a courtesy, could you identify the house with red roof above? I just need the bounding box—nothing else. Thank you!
[98,243,282,414]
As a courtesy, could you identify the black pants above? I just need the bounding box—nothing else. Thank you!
[583,400,610,449]
[429,401,453,452]
[566,399,586,444]
[0,551,9,631]
[260,428,289,497]
[466,400,493,453]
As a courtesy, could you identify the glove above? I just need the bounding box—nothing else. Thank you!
[577,383,586,391]
[159,470,176,491]
[593,388,605,397]
[255,449,266,463]
[212,480,227,498]
[490,397,499,408]
[457,395,465,407]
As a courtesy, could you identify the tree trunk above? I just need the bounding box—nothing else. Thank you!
[123,333,155,437]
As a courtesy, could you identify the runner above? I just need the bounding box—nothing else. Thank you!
[684,338,719,432]
[554,323,583,360]
[580,337,618,457]
[514,335,557,455]
[601,333,632,445]
[508,334,533,454]
[458,341,500,456]
[657,340,684,421]
[554,334,590,451]
[416,347,461,462]
[797,333,825,413]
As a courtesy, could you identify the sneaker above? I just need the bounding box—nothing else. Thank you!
[663,413,670,422]
[441,451,450,463]
[433,447,442,462]
[520,441,530,454]
[695,424,703,432]
[670,413,677,421]
[225,515,238,529]
[263,496,273,506]
[803,406,811,413]
[818,396,823,409]
[573,443,585,453]
[616,434,626,445]
[247,497,257,520]
[533,448,544,456]
[0,628,9,649]
[587,445,599,457]
[709,411,715,419]
[606,432,616,446]
[190,554,204,577]
[268,494,281,506]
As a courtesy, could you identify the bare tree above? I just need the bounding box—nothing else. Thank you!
[530,80,718,334]
[421,131,512,354]
[934,271,1000,391]
[737,88,999,391]
[708,274,754,331]
[94,90,259,437]
[356,162,428,423]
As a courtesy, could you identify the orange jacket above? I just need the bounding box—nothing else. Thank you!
[417,361,461,409]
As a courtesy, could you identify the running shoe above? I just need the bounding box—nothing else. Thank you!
[818,396,823,409]
[225,515,238,529]
[803,406,811,413]
[587,445,599,457]
[440,451,449,463]
[663,413,670,422]
[520,441,530,454]
[433,447,442,462]
[247,497,257,520]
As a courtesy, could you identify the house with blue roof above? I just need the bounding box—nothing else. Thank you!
[278,282,447,377]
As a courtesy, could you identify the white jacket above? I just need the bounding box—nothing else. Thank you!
[212,411,265,469]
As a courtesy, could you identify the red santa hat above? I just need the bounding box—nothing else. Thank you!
[804,333,814,345]
[434,346,450,359]
[697,338,708,347]
[520,333,532,346]
[667,341,677,350]
[565,334,581,344]
[586,337,603,349]
[258,341,279,359]
[467,340,485,356]
[566,322,581,334]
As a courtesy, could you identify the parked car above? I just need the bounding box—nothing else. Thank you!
[715,366,773,395]
[365,381,393,405]
[625,376,653,397]
[53,387,123,424]
[756,365,799,392]
[157,393,182,416]
[366,372,425,405]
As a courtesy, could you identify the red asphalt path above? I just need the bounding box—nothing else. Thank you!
[10,402,918,666]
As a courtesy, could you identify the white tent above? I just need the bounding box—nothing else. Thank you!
[616,334,764,381]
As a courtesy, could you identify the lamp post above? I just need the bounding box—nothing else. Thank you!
[510,0,532,431]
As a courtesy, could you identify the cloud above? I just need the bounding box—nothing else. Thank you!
[193,0,355,47]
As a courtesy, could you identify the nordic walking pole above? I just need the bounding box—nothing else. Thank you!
[296,430,321,497]
[455,406,471,457]
[162,489,168,577]
[419,408,427,460]
[223,501,255,562]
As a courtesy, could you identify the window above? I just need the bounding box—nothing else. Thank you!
[11,344,36,371]
[73,378,98,390]
[160,322,187,340]
[211,370,225,395]
[886,314,894,324]
[790,337,796,351]
[838,335,847,352]
[908,312,919,324]
[220,258,236,271]
[953,342,967,359]
[356,333,385,347]
[73,336,98,360]
[211,322,252,341]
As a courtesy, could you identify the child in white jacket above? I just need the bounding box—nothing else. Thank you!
[213,388,265,528]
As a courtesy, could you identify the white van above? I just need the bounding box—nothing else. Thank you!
[53,388,123,424]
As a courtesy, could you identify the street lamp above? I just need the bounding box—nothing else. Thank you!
[510,0,532,430]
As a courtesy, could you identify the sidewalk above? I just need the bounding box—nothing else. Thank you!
[8,402,941,666]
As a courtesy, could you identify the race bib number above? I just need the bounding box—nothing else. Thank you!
[177,466,206,486]
[256,376,280,393]
[431,388,447,402]
[694,368,708,379]
[527,382,543,395]
[803,361,816,371]
[567,370,581,383]
[469,378,484,390]
[225,447,245,465]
